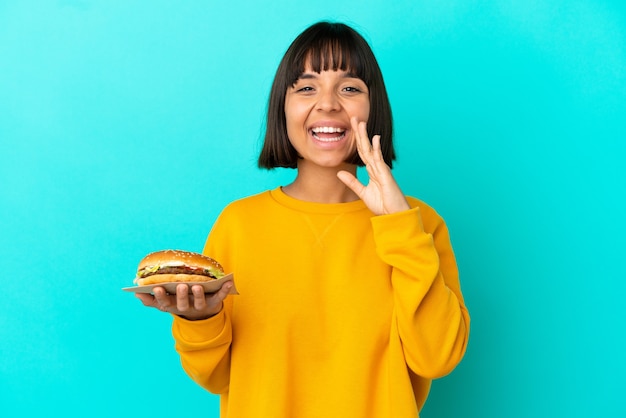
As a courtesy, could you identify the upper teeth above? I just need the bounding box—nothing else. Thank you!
[312,127,345,134]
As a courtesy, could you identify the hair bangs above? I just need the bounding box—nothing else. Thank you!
[288,31,371,86]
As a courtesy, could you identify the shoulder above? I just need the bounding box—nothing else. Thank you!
[406,196,441,218]
[212,190,281,228]
[208,190,273,241]
[406,196,447,232]
[220,190,273,214]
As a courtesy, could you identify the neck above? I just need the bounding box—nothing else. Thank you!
[283,163,359,204]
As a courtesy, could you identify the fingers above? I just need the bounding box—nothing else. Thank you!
[186,281,233,319]
[351,117,383,167]
[371,134,382,160]
[135,292,156,307]
[176,284,191,311]
[136,282,234,320]
[351,117,370,163]
[153,286,172,311]
[134,286,174,313]
[211,281,234,305]
[173,284,209,315]
[191,285,207,310]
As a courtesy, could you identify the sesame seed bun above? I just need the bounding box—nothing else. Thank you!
[135,249,225,286]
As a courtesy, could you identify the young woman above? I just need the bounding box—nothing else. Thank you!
[137,21,470,418]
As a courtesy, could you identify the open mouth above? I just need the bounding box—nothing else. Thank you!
[310,126,347,142]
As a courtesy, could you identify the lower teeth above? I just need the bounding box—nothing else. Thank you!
[314,134,344,142]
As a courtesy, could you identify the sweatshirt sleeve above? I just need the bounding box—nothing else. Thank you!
[371,205,470,379]
[172,306,232,394]
[170,208,235,394]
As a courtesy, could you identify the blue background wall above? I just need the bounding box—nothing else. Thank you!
[1,1,624,417]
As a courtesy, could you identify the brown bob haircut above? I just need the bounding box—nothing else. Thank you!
[258,21,395,169]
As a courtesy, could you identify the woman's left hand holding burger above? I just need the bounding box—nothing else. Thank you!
[337,117,410,215]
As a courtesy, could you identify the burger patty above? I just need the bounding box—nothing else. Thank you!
[140,266,216,278]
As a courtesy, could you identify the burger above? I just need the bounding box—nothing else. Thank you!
[134,249,226,286]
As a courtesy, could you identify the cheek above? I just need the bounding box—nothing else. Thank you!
[284,107,296,139]
[284,107,306,147]
[284,110,301,141]
[361,102,371,121]
[348,100,370,122]
[284,100,308,129]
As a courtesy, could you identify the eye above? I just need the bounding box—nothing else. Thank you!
[342,79,368,94]
[291,82,316,94]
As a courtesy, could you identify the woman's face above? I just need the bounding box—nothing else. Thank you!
[284,64,370,169]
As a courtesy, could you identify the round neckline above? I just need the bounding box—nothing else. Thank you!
[270,187,368,214]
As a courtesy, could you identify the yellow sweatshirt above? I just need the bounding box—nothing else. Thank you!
[172,188,469,417]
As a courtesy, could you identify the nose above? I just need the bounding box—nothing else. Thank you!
[316,89,340,112]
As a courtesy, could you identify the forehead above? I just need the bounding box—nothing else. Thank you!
[300,41,359,74]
